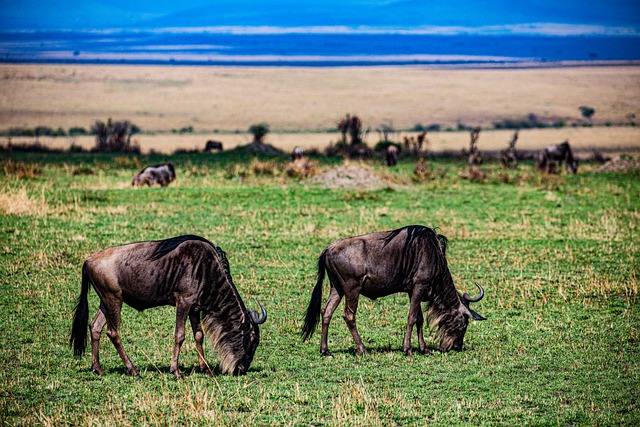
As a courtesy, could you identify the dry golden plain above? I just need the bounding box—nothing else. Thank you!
[1,63,639,154]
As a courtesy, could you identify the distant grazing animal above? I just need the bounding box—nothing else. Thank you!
[302,225,485,356]
[205,140,223,152]
[70,235,267,377]
[131,163,176,187]
[292,146,304,161]
[385,145,398,166]
[500,131,519,169]
[538,140,578,174]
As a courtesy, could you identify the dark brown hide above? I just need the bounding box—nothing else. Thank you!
[539,141,578,174]
[205,140,223,152]
[70,235,266,377]
[131,163,176,186]
[302,226,485,356]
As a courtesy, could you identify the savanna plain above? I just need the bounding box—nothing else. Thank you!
[0,64,639,426]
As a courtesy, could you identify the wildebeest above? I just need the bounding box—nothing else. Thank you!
[291,146,304,161]
[131,163,176,186]
[385,145,398,166]
[538,140,578,174]
[70,235,267,377]
[301,226,485,356]
[205,140,223,152]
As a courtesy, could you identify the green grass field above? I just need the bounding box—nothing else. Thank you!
[1,149,638,426]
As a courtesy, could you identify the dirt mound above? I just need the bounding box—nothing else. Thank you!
[595,156,640,172]
[305,164,389,189]
[233,142,284,155]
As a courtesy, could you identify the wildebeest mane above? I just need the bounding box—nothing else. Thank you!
[149,234,252,374]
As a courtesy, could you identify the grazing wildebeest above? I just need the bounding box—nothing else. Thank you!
[292,146,304,161]
[301,226,485,356]
[70,235,267,377]
[205,140,223,152]
[500,131,518,169]
[538,140,578,174]
[385,145,398,166]
[131,163,176,187]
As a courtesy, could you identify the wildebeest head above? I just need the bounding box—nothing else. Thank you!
[234,303,267,375]
[435,283,485,352]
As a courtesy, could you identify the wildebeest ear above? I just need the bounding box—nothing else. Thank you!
[469,309,486,321]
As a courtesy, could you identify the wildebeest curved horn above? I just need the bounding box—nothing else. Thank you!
[463,283,484,303]
[251,302,267,324]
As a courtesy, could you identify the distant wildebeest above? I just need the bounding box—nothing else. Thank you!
[385,145,398,166]
[131,163,176,186]
[301,225,485,356]
[70,235,267,377]
[500,131,519,169]
[292,146,304,161]
[205,140,223,152]
[538,140,578,174]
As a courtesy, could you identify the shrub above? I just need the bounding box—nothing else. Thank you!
[91,118,140,153]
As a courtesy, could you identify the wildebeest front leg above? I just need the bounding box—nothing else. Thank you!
[169,300,192,379]
[415,305,429,355]
[403,293,423,356]
[89,305,107,375]
[189,312,212,375]
[320,286,342,357]
[343,295,368,355]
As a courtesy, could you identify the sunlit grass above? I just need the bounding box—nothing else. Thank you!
[1,150,638,426]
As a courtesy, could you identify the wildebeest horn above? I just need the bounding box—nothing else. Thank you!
[251,302,267,324]
[463,283,484,303]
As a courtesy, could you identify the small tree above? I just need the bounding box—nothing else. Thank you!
[579,106,596,124]
[248,123,270,144]
[337,114,363,145]
[91,118,139,152]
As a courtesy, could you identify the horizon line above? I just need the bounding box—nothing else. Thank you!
[2,23,639,37]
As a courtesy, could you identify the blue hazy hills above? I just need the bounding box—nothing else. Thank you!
[1,0,639,31]
[1,1,639,66]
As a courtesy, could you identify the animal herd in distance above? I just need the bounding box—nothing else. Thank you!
[130,136,579,188]
[71,226,485,377]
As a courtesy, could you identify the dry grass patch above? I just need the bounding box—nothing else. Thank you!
[0,187,49,215]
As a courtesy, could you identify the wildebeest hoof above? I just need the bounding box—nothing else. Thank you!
[356,349,369,356]
[91,368,105,376]
[404,349,413,357]
[320,350,333,357]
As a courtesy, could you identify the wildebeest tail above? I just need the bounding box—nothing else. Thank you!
[70,261,90,357]
[301,250,327,341]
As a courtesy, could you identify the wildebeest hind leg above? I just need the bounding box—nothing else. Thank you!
[189,312,212,375]
[343,295,368,355]
[320,287,342,356]
[89,305,107,375]
[103,299,140,377]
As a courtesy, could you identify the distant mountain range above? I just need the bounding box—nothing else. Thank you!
[1,0,639,33]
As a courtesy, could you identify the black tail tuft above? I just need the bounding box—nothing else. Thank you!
[70,262,90,357]
[301,250,327,341]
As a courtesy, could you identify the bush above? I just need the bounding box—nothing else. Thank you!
[91,118,140,153]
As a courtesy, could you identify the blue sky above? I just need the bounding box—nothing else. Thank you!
[1,0,639,33]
